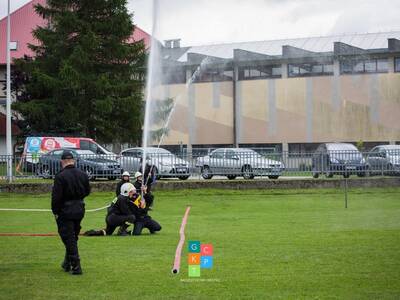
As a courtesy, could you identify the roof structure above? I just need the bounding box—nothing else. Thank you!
[0,0,151,65]
[175,31,400,62]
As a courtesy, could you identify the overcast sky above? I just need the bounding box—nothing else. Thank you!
[2,0,400,46]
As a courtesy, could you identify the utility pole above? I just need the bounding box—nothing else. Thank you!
[6,0,13,183]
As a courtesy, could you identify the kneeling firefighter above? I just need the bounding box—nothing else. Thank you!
[130,189,161,236]
[85,183,137,236]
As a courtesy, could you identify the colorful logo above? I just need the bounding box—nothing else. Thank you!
[188,241,213,277]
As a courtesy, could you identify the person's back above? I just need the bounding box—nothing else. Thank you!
[108,194,133,216]
[52,166,90,217]
[51,150,90,276]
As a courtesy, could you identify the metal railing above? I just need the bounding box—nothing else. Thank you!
[1,149,399,181]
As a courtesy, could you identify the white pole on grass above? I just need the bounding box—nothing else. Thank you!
[6,0,13,183]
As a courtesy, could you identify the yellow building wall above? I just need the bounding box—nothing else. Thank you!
[160,73,400,145]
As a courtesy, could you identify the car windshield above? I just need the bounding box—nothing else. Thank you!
[146,148,172,155]
[236,149,262,158]
[327,144,362,160]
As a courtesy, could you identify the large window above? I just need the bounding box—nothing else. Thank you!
[238,65,281,80]
[395,58,400,72]
[192,67,233,83]
[288,63,333,77]
[340,58,388,74]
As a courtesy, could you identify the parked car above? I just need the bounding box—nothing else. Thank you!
[311,143,367,178]
[366,145,400,176]
[119,147,190,180]
[196,148,284,180]
[38,149,122,180]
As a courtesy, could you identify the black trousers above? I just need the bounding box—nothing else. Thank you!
[56,217,82,260]
[105,213,136,235]
[133,216,161,235]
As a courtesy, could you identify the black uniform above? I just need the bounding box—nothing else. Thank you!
[138,162,156,193]
[130,193,161,236]
[115,179,130,197]
[105,195,136,235]
[52,164,90,274]
[134,179,154,208]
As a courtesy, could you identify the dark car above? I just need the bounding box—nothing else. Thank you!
[366,145,400,176]
[38,149,122,180]
[312,143,367,178]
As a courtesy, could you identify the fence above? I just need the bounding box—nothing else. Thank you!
[1,148,399,181]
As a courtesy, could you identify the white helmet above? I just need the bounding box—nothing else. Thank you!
[120,183,136,196]
[122,171,130,177]
[134,171,142,179]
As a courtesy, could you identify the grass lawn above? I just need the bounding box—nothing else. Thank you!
[0,188,399,299]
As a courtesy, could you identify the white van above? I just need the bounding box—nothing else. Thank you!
[18,137,116,173]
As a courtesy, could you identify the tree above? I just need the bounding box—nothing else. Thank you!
[12,0,146,144]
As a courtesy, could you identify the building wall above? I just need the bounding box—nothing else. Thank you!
[160,72,400,146]
[161,81,234,145]
[239,73,400,144]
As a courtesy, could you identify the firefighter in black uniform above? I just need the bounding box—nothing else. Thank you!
[52,150,90,275]
[133,171,154,208]
[105,182,137,235]
[130,189,161,236]
[84,182,137,236]
[115,171,131,197]
[84,183,161,237]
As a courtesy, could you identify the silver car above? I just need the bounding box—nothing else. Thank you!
[119,147,190,180]
[196,148,284,180]
[366,145,400,176]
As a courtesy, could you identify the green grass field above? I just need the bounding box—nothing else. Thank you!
[0,188,399,299]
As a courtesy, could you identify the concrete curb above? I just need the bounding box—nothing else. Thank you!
[0,177,399,193]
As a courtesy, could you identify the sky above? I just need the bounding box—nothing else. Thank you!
[1,0,400,46]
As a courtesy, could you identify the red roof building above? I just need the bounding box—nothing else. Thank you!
[0,0,151,65]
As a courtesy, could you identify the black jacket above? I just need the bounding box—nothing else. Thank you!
[138,163,155,192]
[108,194,134,216]
[51,164,90,216]
[133,179,142,192]
[115,179,130,197]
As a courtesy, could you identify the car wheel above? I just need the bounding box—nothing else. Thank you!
[227,175,236,180]
[312,171,319,179]
[201,166,213,180]
[107,176,117,180]
[242,165,254,180]
[343,173,350,178]
[85,167,95,181]
[268,175,279,180]
[357,172,366,177]
[178,175,190,180]
[325,171,333,178]
[41,165,51,179]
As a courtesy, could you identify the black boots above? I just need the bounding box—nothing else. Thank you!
[69,255,83,275]
[62,254,82,275]
[117,223,130,236]
[61,253,71,272]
